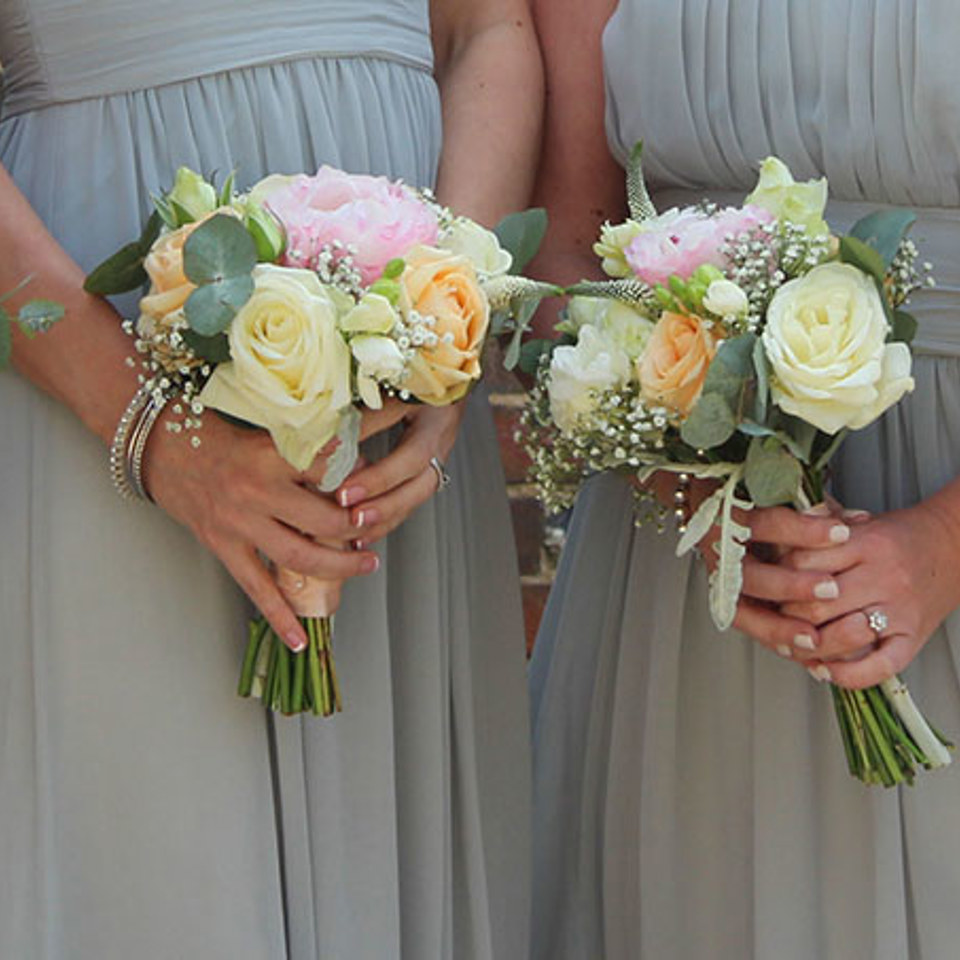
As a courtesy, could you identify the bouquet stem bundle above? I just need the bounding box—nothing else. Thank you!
[238,617,341,717]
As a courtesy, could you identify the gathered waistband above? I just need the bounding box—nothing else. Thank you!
[0,1,434,118]
[653,189,960,358]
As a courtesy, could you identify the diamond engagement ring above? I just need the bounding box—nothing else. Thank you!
[866,608,889,637]
[429,456,451,492]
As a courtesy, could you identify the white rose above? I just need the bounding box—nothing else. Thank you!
[548,325,633,434]
[702,279,749,317]
[745,157,829,237]
[762,262,914,434]
[199,264,353,470]
[566,296,655,360]
[438,218,512,278]
[351,335,406,409]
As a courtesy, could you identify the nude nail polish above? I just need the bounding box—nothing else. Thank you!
[814,580,840,600]
[777,645,792,659]
[808,665,832,683]
[794,634,817,651]
[829,524,851,544]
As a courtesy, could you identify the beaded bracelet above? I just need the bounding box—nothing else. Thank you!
[109,384,167,502]
[673,472,692,533]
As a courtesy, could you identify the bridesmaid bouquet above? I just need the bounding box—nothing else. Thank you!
[86,165,550,716]
[524,145,952,786]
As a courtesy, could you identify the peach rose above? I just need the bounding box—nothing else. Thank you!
[399,245,489,405]
[638,311,719,416]
[137,209,238,370]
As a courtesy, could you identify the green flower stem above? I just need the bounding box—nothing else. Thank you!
[278,643,292,715]
[292,642,306,714]
[307,620,324,718]
[881,676,954,769]
[238,619,267,697]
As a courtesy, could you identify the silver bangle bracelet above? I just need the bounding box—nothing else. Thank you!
[127,393,169,502]
[109,384,151,501]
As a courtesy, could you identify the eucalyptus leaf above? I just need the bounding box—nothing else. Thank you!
[182,329,232,363]
[744,436,803,507]
[183,214,257,285]
[891,308,919,345]
[839,236,886,284]
[18,299,65,334]
[680,392,737,449]
[493,208,548,276]
[184,274,255,336]
[0,309,11,368]
[319,409,361,493]
[84,211,163,295]
[752,337,770,422]
[780,414,818,463]
[849,209,916,268]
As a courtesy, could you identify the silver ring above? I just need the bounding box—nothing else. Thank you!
[428,456,451,492]
[865,608,889,637]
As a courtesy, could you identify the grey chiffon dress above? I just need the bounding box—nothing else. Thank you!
[0,3,530,958]
[530,2,960,958]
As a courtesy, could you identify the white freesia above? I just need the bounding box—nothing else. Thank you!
[199,264,353,470]
[745,157,829,236]
[351,335,406,409]
[548,325,633,434]
[341,292,398,335]
[438,218,512,277]
[702,279,749,317]
[762,262,914,434]
[566,296,655,360]
[593,220,644,277]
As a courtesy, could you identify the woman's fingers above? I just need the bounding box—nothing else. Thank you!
[338,433,429,508]
[255,519,380,581]
[807,634,916,690]
[780,563,885,627]
[733,598,820,660]
[218,541,308,652]
[352,467,439,546]
[271,483,361,542]
[747,506,852,550]
[359,399,409,441]
[741,554,840,606]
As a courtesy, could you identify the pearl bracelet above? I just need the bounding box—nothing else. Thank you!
[673,472,692,533]
[109,384,167,502]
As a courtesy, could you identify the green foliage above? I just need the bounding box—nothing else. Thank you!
[518,338,557,376]
[680,392,737,449]
[0,308,11,368]
[752,336,770,422]
[493,208,548,275]
[183,214,257,336]
[182,329,232,363]
[84,211,163,295]
[839,235,886,284]
[891,308,918,345]
[744,436,803,507]
[849,209,916,269]
[18,299,65,334]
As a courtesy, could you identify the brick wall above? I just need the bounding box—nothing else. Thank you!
[486,344,561,656]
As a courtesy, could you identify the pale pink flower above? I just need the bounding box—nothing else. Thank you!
[262,166,440,285]
[624,205,773,288]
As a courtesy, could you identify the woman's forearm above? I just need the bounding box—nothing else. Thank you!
[432,1,543,225]
[1,165,139,444]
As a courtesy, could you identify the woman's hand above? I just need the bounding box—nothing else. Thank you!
[338,402,466,546]
[143,413,381,652]
[780,502,960,688]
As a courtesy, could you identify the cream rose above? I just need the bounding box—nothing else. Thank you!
[638,311,719,416]
[593,220,645,278]
[745,157,829,237]
[199,264,353,470]
[438,218,512,278]
[566,296,656,361]
[548,325,633,434]
[399,245,490,405]
[761,262,914,434]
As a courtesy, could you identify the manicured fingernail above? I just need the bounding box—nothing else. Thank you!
[842,509,871,521]
[814,580,840,600]
[803,503,831,517]
[360,554,380,574]
[794,633,817,651]
[339,485,367,508]
[829,524,851,544]
[776,644,792,659]
[351,539,365,551]
[354,508,380,529]
[808,665,832,683]
[286,631,307,653]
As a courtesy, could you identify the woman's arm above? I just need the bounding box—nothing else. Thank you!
[1,165,379,650]
[338,0,545,543]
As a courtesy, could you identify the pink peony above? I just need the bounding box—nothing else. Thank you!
[262,166,440,285]
[624,204,773,288]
